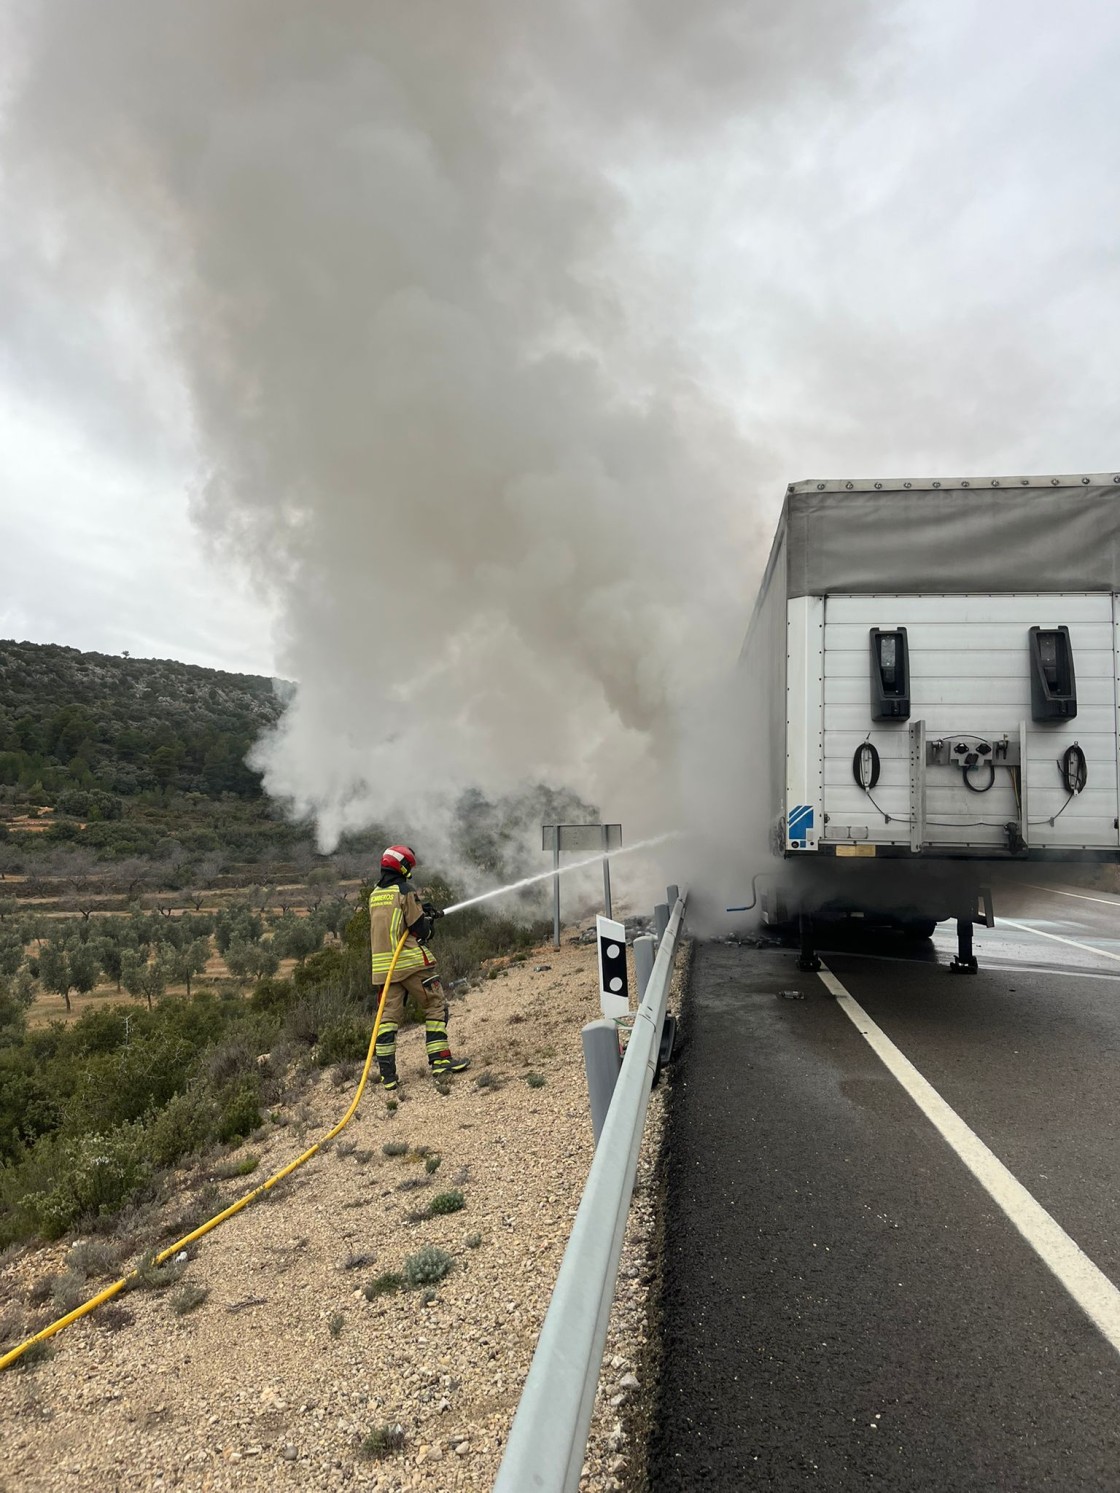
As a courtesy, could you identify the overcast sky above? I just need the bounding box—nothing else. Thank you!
[1,0,1118,843]
[2,0,1118,681]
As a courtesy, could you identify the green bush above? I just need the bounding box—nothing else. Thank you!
[249,977,293,1014]
[144,1089,216,1169]
[315,1019,369,1068]
[213,1152,259,1180]
[403,1245,454,1287]
[428,1190,465,1217]
[215,1079,261,1144]
[1,1125,151,1241]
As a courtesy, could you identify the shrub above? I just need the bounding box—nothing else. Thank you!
[213,1152,259,1180]
[328,1309,344,1337]
[50,1270,85,1314]
[424,1155,441,1175]
[359,1423,406,1459]
[474,1070,496,1090]
[315,1020,368,1068]
[200,1037,258,1089]
[382,1141,408,1158]
[215,1079,261,1144]
[65,1238,122,1280]
[427,1190,465,1217]
[465,1232,482,1249]
[330,1059,359,1088]
[248,977,293,1015]
[340,1250,377,1271]
[27,1274,57,1306]
[0,1300,23,1340]
[363,1271,404,1299]
[526,1072,546,1088]
[396,1176,428,1194]
[403,1245,453,1287]
[8,1339,53,1372]
[144,1089,216,1169]
[169,1283,208,1316]
[127,1251,186,1292]
[5,1125,152,1241]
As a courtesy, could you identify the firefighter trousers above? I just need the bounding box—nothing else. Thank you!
[374,968,454,1074]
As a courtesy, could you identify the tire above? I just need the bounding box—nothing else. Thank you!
[901,918,938,941]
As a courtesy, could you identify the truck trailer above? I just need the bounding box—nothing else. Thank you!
[740,472,1120,971]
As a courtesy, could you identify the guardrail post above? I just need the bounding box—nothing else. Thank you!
[653,902,669,945]
[633,934,655,1002]
[581,1019,622,1145]
[666,883,679,907]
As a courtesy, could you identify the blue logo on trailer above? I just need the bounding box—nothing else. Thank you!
[788,804,814,849]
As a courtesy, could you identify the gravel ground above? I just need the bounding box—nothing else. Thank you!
[0,928,681,1493]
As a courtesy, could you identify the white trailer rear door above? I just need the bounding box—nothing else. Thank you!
[820,594,1119,853]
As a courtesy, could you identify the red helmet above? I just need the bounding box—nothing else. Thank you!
[380,844,417,877]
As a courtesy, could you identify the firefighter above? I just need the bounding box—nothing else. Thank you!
[368,844,470,1089]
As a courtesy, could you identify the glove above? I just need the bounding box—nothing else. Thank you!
[422,902,444,920]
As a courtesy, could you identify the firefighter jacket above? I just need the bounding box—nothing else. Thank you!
[368,884,435,980]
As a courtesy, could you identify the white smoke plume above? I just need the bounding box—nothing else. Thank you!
[0,0,878,871]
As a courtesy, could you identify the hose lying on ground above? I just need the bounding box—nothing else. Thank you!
[0,930,409,1372]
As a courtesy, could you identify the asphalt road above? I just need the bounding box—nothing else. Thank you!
[650,880,1120,1491]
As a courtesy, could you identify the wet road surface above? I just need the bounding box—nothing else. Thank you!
[650,881,1120,1491]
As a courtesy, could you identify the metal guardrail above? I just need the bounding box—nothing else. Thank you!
[493,892,687,1493]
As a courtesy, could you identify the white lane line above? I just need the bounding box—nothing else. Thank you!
[1000,919,1120,967]
[818,963,1120,1357]
[817,948,1120,982]
[1021,883,1120,909]
[980,962,1120,984]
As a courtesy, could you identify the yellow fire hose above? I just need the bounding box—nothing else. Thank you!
[0,930,410,1372]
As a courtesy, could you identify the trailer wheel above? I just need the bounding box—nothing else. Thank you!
[901,918,938,941]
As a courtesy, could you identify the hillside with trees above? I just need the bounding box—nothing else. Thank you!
[0,638,284,804]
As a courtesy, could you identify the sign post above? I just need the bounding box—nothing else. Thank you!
[541,823,623,948]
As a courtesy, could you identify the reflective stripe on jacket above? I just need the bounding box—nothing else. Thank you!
[368,885,433,978]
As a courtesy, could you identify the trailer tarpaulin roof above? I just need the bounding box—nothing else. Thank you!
[780,476,1120,597]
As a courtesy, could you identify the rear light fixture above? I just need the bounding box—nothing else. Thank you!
[869,628,910,721]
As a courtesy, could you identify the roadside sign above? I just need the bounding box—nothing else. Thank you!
[542,824,622,853]
[542,823,624,947]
